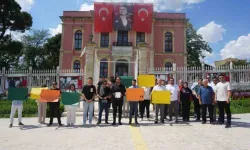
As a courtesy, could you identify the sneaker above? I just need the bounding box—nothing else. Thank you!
[129,122,132,125]
[112,122,116,126]
[47,123,52,127]
[154,121,158,124]
[71,123,74,127]
[9,124,13,128]
[196,119,201,122]
[105,121,109,124]
[225,124,231,128]
[118,122,122,125]
[18,122,24,126]
[58,124,62,127]
[41,121,45,124]
[135,122,139,125]
[96,121,101,125]
[202,121,206,124]
[160,120,165,124]
[82,124,86,127]
[169,119,173,121]
[66,123,70,127]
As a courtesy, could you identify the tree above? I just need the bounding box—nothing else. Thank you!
[232,59,250,66]
[0,0,33,69]
[43,33,61,69]
[186,22,212,66]
[20,29,50,69]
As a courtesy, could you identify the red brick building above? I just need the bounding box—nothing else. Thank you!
[59,3,187,83]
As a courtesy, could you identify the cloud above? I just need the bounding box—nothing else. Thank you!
[197,21,226,43]
[49,24,62,36]
[78,0,204,11]
[16,0,35,12]
[220,33,250,60]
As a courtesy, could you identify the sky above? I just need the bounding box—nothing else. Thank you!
[14,0,250,66]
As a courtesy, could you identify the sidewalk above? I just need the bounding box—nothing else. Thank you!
[0,114,249,150]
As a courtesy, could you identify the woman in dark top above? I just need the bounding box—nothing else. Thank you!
[97,80,111,124]
[180,82,193,122]
[47,81,62,127]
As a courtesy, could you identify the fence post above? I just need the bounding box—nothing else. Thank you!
[1,67,5,90]
[56,66,60,88]
[202,63,205,79]
[28,67,32,89]
[229,61,233,83]
[173,63,177,84]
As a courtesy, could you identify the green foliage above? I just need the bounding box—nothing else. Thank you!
[0,99,64,118]
[186,22,212,66]
[230,99,250,114]
[0,0,33,69]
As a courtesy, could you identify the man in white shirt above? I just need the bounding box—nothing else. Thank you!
[151,79,167,124]
[166,78,180,123]
[215,74,232,128]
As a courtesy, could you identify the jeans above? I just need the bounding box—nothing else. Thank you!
[155,104,165,122]
[194,98,201,120]
[98,100,109,123]
[217,101,231,124]
[169,100,179,121]
[182,103,191,121]
[139,100,150,119]
[38,102,47,123]
[83,101,94,124]
[10,105,23,124]
[129,102,139,123]
[65,105,77,124]
[202,104,213,123]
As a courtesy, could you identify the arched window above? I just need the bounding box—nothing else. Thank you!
[73,60,81,70]
[165,62,173,70]
[74,30,82,50]
[100,59,108,78]
[165,32,173,52]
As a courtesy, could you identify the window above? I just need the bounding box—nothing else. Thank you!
[165,62,173,70]
[100,59,108,78]
[165,32,173,52]
[117,31,128,46]
[136,32,145,45]
[100,32,109,48]
[73,60,81,70]
[74,30,82,50]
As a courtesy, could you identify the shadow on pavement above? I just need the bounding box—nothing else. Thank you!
[231,121,250,128]
[20,125,41,130]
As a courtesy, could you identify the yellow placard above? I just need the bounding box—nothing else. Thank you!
[138,75,155,87]
[30,88,48,99]
[152,91,171,104]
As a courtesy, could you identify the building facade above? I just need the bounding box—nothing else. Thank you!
[59,5,187,83]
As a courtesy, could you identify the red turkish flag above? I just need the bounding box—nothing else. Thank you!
[133,4,153,33]
[94,3,113,32]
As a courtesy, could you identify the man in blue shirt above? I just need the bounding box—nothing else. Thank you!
[128,79,139,125]
[198,79,215,124]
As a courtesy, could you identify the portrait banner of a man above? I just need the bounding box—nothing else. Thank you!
[113,3,133,31]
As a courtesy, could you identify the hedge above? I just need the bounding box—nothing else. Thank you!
[0,99,64,118]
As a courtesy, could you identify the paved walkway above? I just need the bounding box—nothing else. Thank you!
[0,114,250,150]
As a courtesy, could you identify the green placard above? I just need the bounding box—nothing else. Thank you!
[61,92,80,105]
[120,76,134,88]
[8,87,28,100]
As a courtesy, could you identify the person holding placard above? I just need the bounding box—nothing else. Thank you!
[166,78,180,123]
[180,82,193,122]
[139,86,151,121]
[65,84,78,127]
[9,83,25,128]
[97,80,110,125]
[47,82,62,127]
[128,79,140,125]
[110,77,126,125]
[37,84,47,124]
[151,79,167,124]
[81,77,96,126]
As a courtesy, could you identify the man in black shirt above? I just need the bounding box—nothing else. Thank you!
[110,77,126,125]
[82,77,96,126]
[97,80,110,125]
[47,81,62,127]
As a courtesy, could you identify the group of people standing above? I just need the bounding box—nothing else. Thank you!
[8,74,232,129]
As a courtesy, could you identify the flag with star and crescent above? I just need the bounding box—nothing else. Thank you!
[133,4,153,33]
[94,3,113,32]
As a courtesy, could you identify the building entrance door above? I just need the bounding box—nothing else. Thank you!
[115,59,128,77]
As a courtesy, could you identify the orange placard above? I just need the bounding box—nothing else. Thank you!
[40,89,60,102]
[126,88,144,101]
